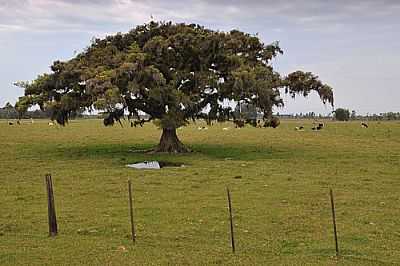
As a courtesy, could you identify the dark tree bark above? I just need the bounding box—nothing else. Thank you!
[264,108,273,121]
[263,108,280,128]
[153,128,191,153]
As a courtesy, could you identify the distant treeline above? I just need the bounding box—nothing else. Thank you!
[357,112,400,121]
[1,102,399,121]
[0,103,84,119]
[0,107,49,119]
[277,111,400,121]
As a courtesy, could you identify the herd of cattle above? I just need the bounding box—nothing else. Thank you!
[195,121,370,131]
[6,119,370,130]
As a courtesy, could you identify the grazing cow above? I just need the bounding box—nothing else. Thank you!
[361,122,368,128]
[8,122,14,125]
[104,116,114,126]
[234,120,245,128]
[131,119,145,127]
[295,126,304,131]
[222,127,229,131]
[198,126,208,130]
[312,123,324,131]
[264,117,280,128]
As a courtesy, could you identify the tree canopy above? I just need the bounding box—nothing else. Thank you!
[334,108,350,121]
[15,21,334,152]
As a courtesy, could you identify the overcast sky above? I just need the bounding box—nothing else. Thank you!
[1,0,399,115]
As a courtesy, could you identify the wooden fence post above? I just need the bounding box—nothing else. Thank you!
[227,187,235,253]
[45,174,58,237]
[330,188,339,257]
[128,180,136,243]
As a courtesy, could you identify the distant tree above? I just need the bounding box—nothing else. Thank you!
[15,21,334,153]
[14,98,29,119]
[382,112,400,120]
[0,102,17,119]
[351,110,356,120]
[334,108,350,121]
[308,112,315,118]
[4,102,13,109]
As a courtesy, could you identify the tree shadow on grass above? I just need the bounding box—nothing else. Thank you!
[190,143,304,160]
[47,141,304,164]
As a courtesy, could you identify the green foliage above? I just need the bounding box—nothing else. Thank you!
[3,102,13,109]
[284,71,334,106]
[334,108,351,121]
[15,21,333,129]
[380,112,400,120]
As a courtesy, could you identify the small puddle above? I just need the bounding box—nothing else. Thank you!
[126,161,185,169]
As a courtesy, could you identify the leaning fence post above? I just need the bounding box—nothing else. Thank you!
[226,187,235,253]
[330,188,339,257]
[128,180,136,244]
[45,174,58,237]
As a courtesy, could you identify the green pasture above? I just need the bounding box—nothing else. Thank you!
[1,119,399,265]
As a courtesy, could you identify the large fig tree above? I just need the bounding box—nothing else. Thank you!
[15,22,333,153]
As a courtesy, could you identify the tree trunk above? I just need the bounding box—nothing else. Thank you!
[263,108,280,128]
[264,108,273,121]
[153,128,191,153]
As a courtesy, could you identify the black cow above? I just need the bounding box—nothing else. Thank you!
[312,123,324,130]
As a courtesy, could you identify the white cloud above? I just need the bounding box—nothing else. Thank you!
[0,0,398,34]
[0,24,26,31]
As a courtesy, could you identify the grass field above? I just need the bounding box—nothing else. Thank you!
[1,119,399,265]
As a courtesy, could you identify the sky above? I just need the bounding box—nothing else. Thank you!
[1,0,399,115]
